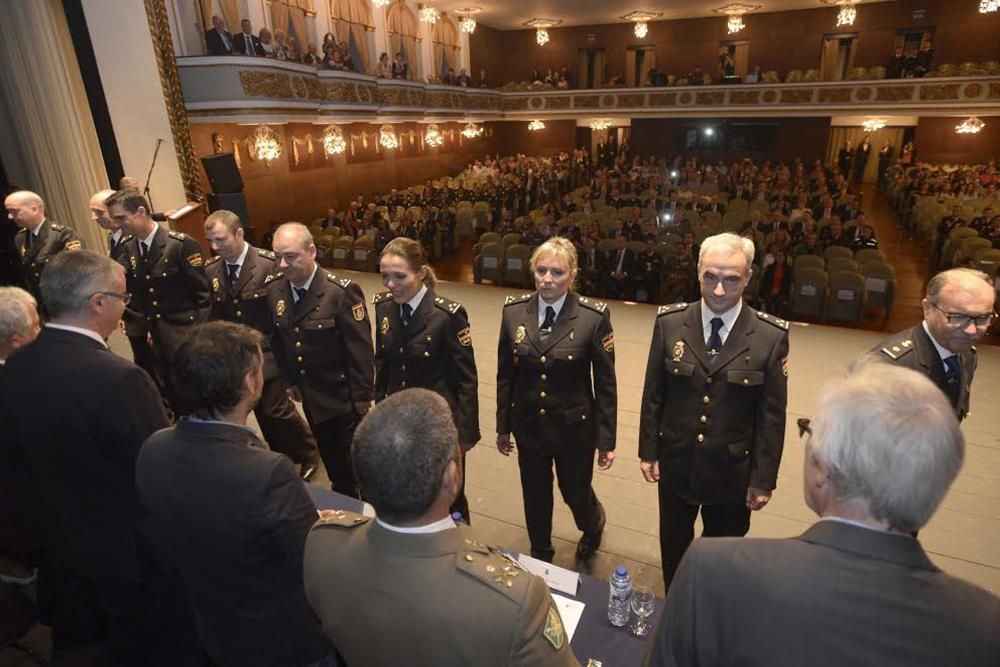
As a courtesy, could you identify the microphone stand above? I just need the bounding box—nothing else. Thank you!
[143,138,164,212]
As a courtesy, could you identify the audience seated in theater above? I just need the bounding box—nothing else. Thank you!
[233,19,263,57]
[204,15,233,56]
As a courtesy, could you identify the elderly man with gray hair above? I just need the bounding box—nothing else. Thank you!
[0,286,39,364]
[645,362,1000,666]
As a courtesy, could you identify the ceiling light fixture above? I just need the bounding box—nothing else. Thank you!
[461,122,484,138]
[635,22,648,38]
[980,0,999,12]
[379,124,399,149]
[457,7,481,33]
[321,125,346,156]
[714,3,760,35]
[621,10,662,39]
[590,119,611,130]
[253,124,282,162]
[425,124,444,146]
[862,118,886,132]
[528,120,546,131]
[372,0,391,7]
[955,116,985,134]
[836,3,857,26]
[524,18,561,46]
[419,4,439,24]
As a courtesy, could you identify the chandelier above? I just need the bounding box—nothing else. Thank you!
[372,0,390,7]
[836,3,856,26]
[727,15,745,33]
[955,116,985,134]
[419,4,439,24]
[634,22,648,38]
[590,119,611,130]
[536,28,550,45]
[460,16,477,33]
[524,18,560,46]
[252,124,282,162]
[379,124,399,149]
[620,11,660,40]
[714,3,759,35]
[461,122,483,138]
[424,124,444,146]
[980,0,999,11]
[862,118,886,132]
[321,124,346,156]
[528,120,545,131]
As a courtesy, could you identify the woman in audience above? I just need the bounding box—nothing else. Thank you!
[323,44,344,70]
[375,52,390,78]
[258,28,276,57]
[272,29,290,60]
[495,237,617,563]
[375,237,480,523]
[339,41,354,71]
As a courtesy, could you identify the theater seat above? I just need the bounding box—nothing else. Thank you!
[350,235,376,272]
[792,255,825,275]
[789,266,828,319]
[330,236,353,270]
[502,244,532,287]
[474,242,503,284]
[861,260,895,321]
[825,271,866,322]
[826,257,859,274]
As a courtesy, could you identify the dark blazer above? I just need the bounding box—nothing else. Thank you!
[14,219,82,300]
[255,268,374,424]
[136,419,329,666]
[639,301,789,504]
[496,292,617,452]
[602,247,636,278]
[232,31,263,56]
[644,521,1000,667]
[872,323,976,421]
[122,226,211,362]
[108,231,147,338]
[0,327,169,582]
[373,289,481,446]
[205,28,233,55]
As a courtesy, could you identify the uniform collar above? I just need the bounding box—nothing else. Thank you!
[404,284,428,314]
[44,323,108,348]
[292,264,319,292]
[537,292,567,322]
[921,320,955,369]
[701,299,742,337]
[376,514,456,534]
[229,241,250,268]
[140,221,159,247]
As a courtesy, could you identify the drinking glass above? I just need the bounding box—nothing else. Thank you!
[630,585,654,638]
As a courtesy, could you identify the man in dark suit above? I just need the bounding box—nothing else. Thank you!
[136,321,331,666]
[203,211,319,478]
[644,362,1000,667]
[872,268,994,422]
[255,223,374,498]
[0,250,177,663]
[108,189,211,405]
[5,190,82,303]
[639,232,789,589]
[604,236,636,300]
[232,19,263,56]
[204,15,233,55]
[813,195,836,222]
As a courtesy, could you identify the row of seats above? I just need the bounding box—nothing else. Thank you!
[940,227,1000,274]
[926,61,1000,77]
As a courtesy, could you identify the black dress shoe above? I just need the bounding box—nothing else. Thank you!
[300,463,318,481]
[530,549,555,563]
[576,505,606,561]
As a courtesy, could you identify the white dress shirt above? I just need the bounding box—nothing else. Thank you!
[701,299,742,347]
[537,292,568,328]
[291,264,319,301]
[45,323,108,348]
[377,515,457,534]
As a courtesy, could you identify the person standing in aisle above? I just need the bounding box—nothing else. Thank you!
[496,237,617,563]
[373,237,480,522]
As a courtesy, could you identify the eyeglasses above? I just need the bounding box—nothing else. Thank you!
[797,417,812,439]
[928,301,996,329]
[95,291,132,305]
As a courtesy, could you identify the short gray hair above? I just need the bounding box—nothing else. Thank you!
[41,250,123,318]
[812,362,963,532]
[351,389,459,524]
[698,232,755,270]
[926,268,992,301]
[274,222,313,248]
[0,287,37,344]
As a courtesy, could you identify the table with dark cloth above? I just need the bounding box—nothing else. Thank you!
[305,483,663,666]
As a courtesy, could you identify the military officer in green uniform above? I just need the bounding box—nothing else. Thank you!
[5,190,82,303]
[496,237,617,563]
[373,237,480,522]
[871,268,994,422]
[639,232,789,590]
[304,389,578,667]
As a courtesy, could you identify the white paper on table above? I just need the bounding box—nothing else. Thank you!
[551,593,585,642]
[516,554,580,596]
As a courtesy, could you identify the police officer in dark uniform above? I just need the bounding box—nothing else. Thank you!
[255,222,374,498]
[639,232,789,590]
[203,210,320,478]
[373,237,480,522]
[107,188,211,405]
[635,236,664,303]
[497,237,617,563]
[872,268,994,422]
[5,190,82,302]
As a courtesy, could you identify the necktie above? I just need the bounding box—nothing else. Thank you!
[943,355,961,406]
[293,286,307,302]
[245,34,254,55]
[108,233,115,251]
[707,317,724,354]
[540,306,556,338]
[401,303,413,326]
[140,241,148,259]
[227,263,239,282]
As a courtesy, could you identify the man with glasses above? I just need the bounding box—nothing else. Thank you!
[873,268,995,421]
[639,232,789,591]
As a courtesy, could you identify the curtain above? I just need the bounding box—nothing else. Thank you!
[0,0,108,252]
[387,2,420,80]
[348,23,370,73]
[218,0,239,34]
[195,0,213,33]
[288,4,309,51]
[331,0,373,72]
[640,50,655,86]
[820,38,840,81]
[432,16,459,76]
[271,2,290,35]
[825,127,905,183]
[733,43,749,77]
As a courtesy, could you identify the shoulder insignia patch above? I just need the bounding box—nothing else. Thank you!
[543,605,566,650]
[168,231,186,240]
[205,255,222,266]
[263,272,283,285]
[312,509,370,529]
[65,240,82,251]
[372,291,392,305]
[352,302,366,322]
[457,326,472,347]
[256,248,276,260]
[757,310,789,330]
[601,333,614,352]
[578,296,608,314]
[433,295,463,315]
[120,235,134,243]
[186,252,204,267]
[212,276,221,293]
[50,223,65,231]
[455,532,527,600]
[880,341,914,361]
[327,274,352,289]
[657,302,689,317]
[504,292,533,307]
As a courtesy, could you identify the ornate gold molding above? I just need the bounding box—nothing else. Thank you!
[144,0,201,199]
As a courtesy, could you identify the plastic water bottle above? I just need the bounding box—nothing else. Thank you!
[607,564,632,627]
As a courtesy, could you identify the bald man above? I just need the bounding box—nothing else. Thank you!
[252,222,374,497]
[5,190,82,302]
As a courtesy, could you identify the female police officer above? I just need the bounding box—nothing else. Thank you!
[496,237,617,562]
[373,237,480,522]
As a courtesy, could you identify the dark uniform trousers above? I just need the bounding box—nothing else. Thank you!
[254,269,374,498]
[374,288,481,523]
[639,301,789,589]
[497,292,617,560]
[110,233,163,394]
[206,248,319,466]
[122,227,212,408]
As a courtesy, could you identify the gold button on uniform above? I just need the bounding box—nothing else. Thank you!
[295,342,302,348]
[540,374,547,381]
[540,392,546,399]
[697,434,704,443]
[539,408,546,416]
[540,355,547,363]
[706,377,714,384]
[743,378,749,385]
[703,396,710,404]
[567,354,573,361]
[699,415,707,424]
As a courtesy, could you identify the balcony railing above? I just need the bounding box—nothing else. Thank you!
[178,56,1000,123]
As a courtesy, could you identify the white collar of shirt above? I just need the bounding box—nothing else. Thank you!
[376,515,456,534]
[29,219,46,237]
[538,292,568,327]
[701,299,742,346]
[45,323,108,348]
[922,320,955,371]
[111,228,123,244]
[229,242,250,275]
[819,516,893,534]
[291,264,319,299]
[405,284,427,314]
[140,222,159,248]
